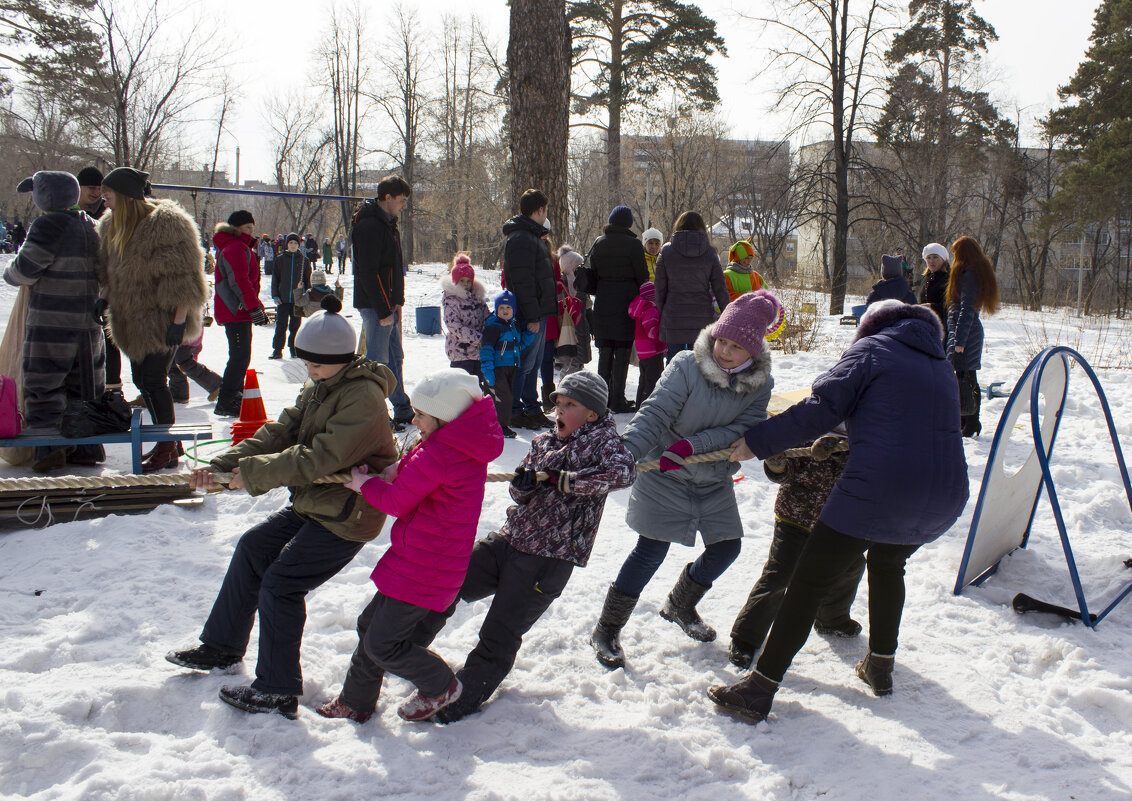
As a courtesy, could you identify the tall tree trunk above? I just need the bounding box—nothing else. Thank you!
[508,0,570,238]
[606,0,624,207]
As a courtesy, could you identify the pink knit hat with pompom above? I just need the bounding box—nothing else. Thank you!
[451,253,474,283]
[711,289,785,357]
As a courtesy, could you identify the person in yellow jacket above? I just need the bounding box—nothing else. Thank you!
[642,228,663,282]
[723,240,764,303]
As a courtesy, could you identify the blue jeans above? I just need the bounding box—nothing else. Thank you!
[512,316,547,415]
[359,307,411,417]
[200,509,364,696]
[613,534,742,597]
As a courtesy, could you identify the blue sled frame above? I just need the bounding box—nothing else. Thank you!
[953,346,1132,627]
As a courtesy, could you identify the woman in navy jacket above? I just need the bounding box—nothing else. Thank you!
[708,300,968,723]
[946,236,1000,437]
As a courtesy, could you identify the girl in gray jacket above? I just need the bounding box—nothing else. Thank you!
[591,290,785,669]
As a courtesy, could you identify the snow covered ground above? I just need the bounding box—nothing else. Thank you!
[1,253,1130,800]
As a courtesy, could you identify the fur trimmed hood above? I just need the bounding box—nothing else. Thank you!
[213,221,241,236]
[856,299,943,344]
[692,325,772,394]
[440,273,487,302]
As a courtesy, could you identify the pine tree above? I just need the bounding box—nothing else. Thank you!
[0,0,101,99]
[1045,0,1132,221]
[873,0,1014,248]
[569,0,724,204]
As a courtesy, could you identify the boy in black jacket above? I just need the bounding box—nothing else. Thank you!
[270,233,312,359]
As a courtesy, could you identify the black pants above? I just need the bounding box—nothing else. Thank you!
[272,303,302,351]
[421,533,573,717]
[220,322,252,402]
[450,359,482,378]
[200,508,364,696]
[339,592,455,714]
[730,519,866,651]
[596,340,633,405]
[754,522,920,683]
[635,353,664,407]
[490,365,516,428]
[959,369,981,437]
[104,328,122,387]
[131,348,176,425]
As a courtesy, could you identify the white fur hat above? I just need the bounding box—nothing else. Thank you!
[922,242,949,262]
[410,369,482,423]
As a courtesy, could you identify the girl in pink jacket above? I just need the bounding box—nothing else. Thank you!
[629,281,665,407]
[317,369,504,724]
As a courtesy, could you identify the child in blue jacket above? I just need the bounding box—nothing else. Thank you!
[480,290,534,438]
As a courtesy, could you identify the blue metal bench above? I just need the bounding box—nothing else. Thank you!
[0,408,214,473]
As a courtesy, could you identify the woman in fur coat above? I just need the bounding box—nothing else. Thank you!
[95,167,208,472]
[442,254,489,376]
[590,290,783,670]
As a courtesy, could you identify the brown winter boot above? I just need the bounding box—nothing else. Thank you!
[707,669,779,724]
[856,652,895,696]
[141,441,180,473]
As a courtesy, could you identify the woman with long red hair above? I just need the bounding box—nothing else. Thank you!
[946,236,1000,437]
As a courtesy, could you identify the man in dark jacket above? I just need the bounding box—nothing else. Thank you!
[502,188,557,429]
[351,175,413,424]
[270,233,312,359]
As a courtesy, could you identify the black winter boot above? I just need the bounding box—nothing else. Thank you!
[728,638,756,670]
[165,643,242,671]
[708,669,778,724]
[856,652,895,696]
[660,564,716,642]
[590,585,639,670]
[609,346,635,412]
[541,382,556,412]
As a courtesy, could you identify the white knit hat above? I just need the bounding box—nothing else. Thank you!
[294,296,356,363]
[922,242,949,262]
[642,227,663,243]
[410,369,482,423]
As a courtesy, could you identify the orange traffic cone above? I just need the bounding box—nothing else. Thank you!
[229,369,273,444]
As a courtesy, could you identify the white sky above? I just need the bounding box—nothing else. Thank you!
[207,0,1102,183]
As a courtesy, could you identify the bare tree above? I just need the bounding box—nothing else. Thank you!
[508,0,571,236]
[747,0,897,312]
[76,0,222,169]
[265,94,335,236]
[370,5,432,263]
[319,2,369,242]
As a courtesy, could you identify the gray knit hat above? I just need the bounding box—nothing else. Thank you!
[294,296,356,364]
[550,371,608,416]
[17,171,80,212]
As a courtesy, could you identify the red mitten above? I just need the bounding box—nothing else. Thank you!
[659,438,694,471]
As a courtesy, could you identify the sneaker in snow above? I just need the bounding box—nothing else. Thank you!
[165,644,242,671]
[315,697,372,723]
[218,684,298,719]
[397,678,462,722]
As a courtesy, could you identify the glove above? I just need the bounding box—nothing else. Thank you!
[659,438,694,471]
[543,468,575,494]
[345,465,371,493]
[249,306,269,326]
[91,297,109,325]
[763,453,788,474]
[510,466,538,492]
[165,320,186,347]
[811,435,845,461]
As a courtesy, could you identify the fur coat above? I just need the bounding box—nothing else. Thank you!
[620,326,773,545]
[96,200,208,360]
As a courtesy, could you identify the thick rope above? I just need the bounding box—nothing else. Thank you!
[0,442,847,495]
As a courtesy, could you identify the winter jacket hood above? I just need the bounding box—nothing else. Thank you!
[367,395,504,611]
[669,229,713,258]
[95,199,208,359]
[654,232,728,345]
[743,301,968,545]
[211,357,400,543]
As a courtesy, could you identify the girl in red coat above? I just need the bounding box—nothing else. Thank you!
[318,369,504,723]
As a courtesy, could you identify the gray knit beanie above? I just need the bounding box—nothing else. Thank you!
[294,296,356,363]
[550,371,608,416]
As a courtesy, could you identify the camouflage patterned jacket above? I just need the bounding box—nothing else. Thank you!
[500,413,635,566]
